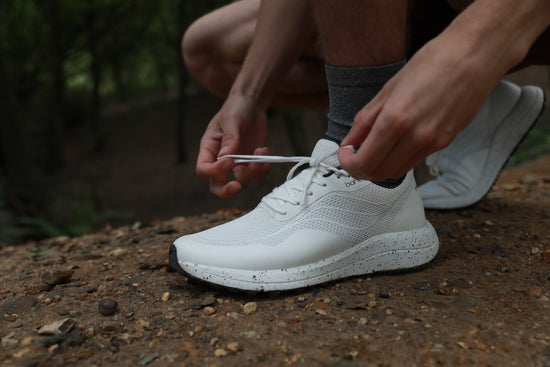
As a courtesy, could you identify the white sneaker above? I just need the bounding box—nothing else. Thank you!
[419,80,545,210]
[170,139,439,291]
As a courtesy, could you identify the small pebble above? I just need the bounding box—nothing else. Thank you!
[243,302,257,314]
[413,282,429,291]
[204,306,216,315]
[98,298,118,316]
[161,292,170,302]
[214,348,227,357]
[379,290,391,299]
[3,313,17,322]
[156,228,175,235]
[85,286,97,294]
[42,269,74,286]
[227,341,239,353]
[38,318,76,336]
[102,322,121,333]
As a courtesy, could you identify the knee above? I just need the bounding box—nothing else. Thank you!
[181,17,212,75]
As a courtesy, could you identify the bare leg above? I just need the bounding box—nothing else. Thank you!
[310,0,408,67]
[182,0,328,107]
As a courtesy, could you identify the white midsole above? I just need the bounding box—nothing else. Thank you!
[176,221,439,291]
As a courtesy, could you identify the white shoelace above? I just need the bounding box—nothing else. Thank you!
[218,150,350,215]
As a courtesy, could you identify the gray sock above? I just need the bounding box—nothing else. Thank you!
[324,59,406,187]
[325,59,405,144]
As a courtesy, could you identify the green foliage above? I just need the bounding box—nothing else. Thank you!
[507,115,550,167]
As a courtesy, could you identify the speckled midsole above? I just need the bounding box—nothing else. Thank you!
[172,221,439,291]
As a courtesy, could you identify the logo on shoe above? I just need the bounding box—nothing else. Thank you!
[345,179,360,187]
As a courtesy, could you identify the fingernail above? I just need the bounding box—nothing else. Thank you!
[342,145,356,153]
[219,146,230,156]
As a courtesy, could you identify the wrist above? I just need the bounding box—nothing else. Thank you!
[228,78,272,111]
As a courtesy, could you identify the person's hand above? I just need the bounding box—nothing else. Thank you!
[337,40,501,181]
[196,94,271,198]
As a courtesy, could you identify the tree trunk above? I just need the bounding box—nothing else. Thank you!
[86,8,104,152]
[45,0,66,172]
[176,1,188,164]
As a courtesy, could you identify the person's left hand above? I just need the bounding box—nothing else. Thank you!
[337,40,500,181]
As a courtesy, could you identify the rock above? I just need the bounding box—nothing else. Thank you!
[12,347,30,359]
[379,290,391,299]
[227,342,239,353]
[413,283,430,291]
[243,302,257,314]
[42,269,74,286]
[161,292,170,302]
[98,298,118,316]
[41,330,86,347]
[1,332,18,347]
[109,248,129,258]
[85,286,97,293]
[3,313,17,322]
[138,352,160,366]
[44,289,63,303]
[204,306,216,315]
[102,321,122,333]
[214,348,227,357]
[38,318,76,336]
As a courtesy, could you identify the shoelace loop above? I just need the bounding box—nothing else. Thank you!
[426,151,443,177]
[218,150,350,214]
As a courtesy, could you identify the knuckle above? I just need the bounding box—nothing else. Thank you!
[431,134,453,152]
[385,111,410,135]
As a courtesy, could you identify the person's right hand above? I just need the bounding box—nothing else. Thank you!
[196,94,271,198]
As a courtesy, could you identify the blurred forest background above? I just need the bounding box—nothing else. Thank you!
[0,0,327,245]
[0,0,549,246]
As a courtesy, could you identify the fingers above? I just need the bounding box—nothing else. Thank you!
[209,179,242,199]
[232,146,272,187]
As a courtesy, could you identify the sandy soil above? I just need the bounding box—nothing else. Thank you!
[1,155,550,367]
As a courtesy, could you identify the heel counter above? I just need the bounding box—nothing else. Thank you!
[388,177,426,232]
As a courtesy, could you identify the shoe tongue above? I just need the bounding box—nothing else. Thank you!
[311,139,340,167]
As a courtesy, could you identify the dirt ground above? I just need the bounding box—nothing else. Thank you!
[2,154,550,367]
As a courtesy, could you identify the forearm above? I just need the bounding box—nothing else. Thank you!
[230,0,314,109]
[431,0,550,78]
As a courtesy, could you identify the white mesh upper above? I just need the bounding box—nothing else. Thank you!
[190,139,417,247]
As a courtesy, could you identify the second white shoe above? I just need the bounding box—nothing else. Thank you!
[419,81,545,210]
[170,139,439,291]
